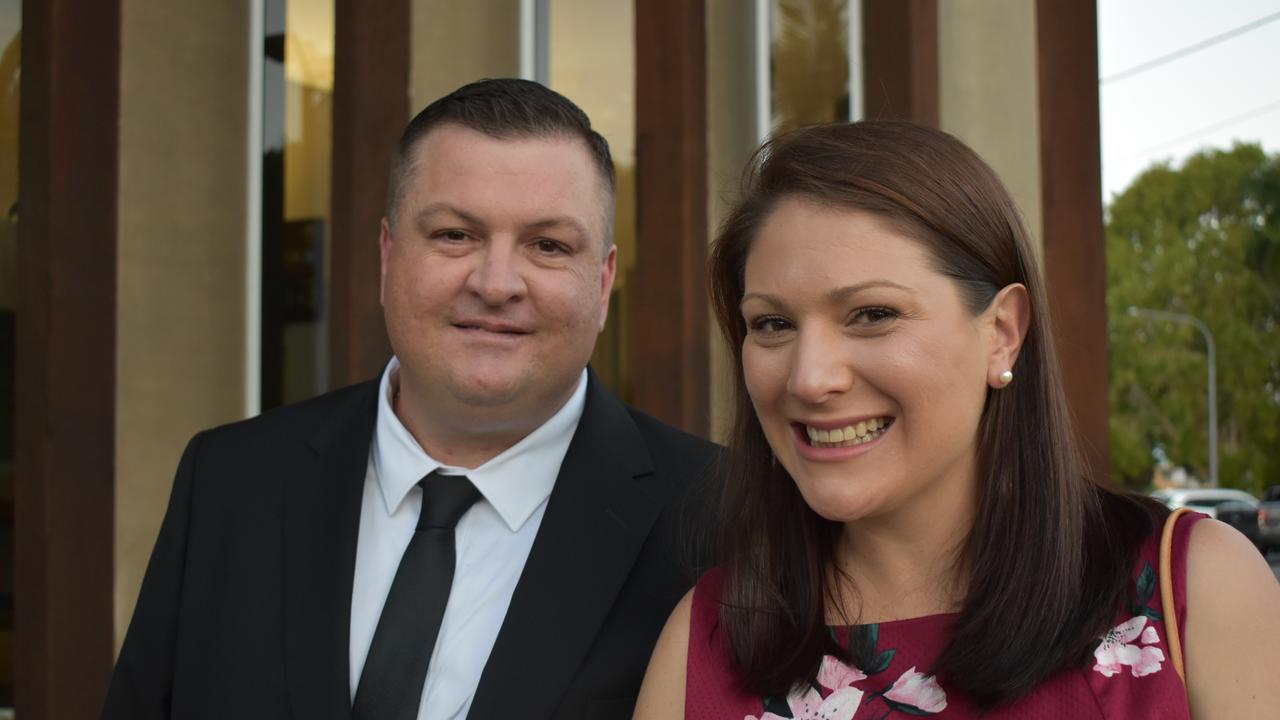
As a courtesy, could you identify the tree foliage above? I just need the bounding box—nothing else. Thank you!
[1107,143,1280,493]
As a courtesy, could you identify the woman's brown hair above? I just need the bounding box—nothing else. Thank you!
[708,121,1159,708]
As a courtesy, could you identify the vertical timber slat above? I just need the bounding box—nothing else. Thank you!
[16,0,119,716]
[329,0,409,388]
[634,0,709,436]
[862,0,939,126]
[1036,0,1110,481]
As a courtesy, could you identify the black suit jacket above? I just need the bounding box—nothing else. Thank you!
[103,372,717,719]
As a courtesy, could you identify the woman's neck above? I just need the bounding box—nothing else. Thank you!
[828,481,976,625]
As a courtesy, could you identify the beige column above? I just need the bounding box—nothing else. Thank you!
[410,0,521,111]
[937,0,1044,250]
[706,0,758,443]
[115,0,250,644]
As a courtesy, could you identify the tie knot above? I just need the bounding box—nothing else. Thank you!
[416,473,480,530]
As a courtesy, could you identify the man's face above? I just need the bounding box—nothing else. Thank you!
[380,124,616,438]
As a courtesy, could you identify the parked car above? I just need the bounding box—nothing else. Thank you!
[1149,488,1260,519]
[1151,488,1264,553]
[1213,500,1261,548]
[1258,486,1280,555]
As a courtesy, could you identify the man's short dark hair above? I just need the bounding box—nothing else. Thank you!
[385,78,616,245]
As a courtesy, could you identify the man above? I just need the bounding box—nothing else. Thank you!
[103,79,716,720]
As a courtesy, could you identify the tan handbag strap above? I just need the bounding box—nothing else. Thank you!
[1160,507,1192,683]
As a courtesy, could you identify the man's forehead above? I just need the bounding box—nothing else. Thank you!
[413,123,593,165]
[401,124,614,240]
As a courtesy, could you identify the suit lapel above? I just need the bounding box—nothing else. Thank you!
[468,374,660,719]
[282,382,378,720]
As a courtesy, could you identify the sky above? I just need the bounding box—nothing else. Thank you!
[1098,0,1280,203]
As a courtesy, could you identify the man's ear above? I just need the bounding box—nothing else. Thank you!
[379,218,392,307]
[598,244,618,331]
[985,283,1031,388]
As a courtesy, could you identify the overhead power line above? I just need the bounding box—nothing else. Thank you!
[1101,10,1280,84]
[1125,96,1280,161]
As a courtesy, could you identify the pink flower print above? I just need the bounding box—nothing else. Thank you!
[1140,625,1159,645]
[883,666,948,713]
[1131,645,1167,677]
[817,655,867,690]
[745,686,863,720]
[1093,616,1165,678]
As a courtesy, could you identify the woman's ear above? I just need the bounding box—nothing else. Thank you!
[985,283,1031,389]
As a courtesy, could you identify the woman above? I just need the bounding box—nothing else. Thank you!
[634,122,1280,718]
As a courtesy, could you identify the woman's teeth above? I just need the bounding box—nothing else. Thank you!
[805,418,892,448]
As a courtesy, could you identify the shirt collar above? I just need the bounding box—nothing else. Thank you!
[371,357,587,532]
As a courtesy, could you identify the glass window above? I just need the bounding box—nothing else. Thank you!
[547,0,636,400]
[770,0,852,133]
[0,0,16,708]
[262,0,333,408]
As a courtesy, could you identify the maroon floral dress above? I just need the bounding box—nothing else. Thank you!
[685,512,1203,719]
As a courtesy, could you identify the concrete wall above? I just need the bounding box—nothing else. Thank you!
[706,0,758,444]
[937,0,1044,251]
[410,0,520,112]
[115,0,250,644]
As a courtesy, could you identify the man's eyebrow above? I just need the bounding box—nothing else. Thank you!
[526,216,589,238]
[414,203,486,230]
[414,204,589,239]
[741,280,914,308]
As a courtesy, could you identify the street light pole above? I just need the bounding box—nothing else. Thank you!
[1127,306,1218,487]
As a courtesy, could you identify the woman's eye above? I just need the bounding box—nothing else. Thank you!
[748,315,792,334]
[852,306,897,325]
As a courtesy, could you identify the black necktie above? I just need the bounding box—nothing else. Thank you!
[353,472,481,720]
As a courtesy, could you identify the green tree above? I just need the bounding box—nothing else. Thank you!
[1107,143,1280,493]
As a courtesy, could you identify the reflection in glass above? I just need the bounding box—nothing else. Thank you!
[0,0,16,707]
[548,0,635,400]
[262,0,333,408]
[771,0,850,133]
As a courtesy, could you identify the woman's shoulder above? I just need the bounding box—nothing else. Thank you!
[1182,513,1280,715]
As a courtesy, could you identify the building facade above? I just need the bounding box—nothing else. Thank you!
[9,0,1107,715]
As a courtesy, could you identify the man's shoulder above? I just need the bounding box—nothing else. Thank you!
[195,379,379,451]
[621,403,719,467]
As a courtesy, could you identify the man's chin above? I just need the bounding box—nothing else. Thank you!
[449,381,523,408]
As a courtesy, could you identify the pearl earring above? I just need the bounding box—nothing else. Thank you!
[998,370,1014,386]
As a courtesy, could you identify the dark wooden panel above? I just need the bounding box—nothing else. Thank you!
[1037,0,1110,481]
[16,0,119,716]
[329,0,408,389]
[633,0,709,437]
[862,0,939,126]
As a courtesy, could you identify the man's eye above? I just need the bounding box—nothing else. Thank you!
[440,230,469,241]
[533,239,567,255]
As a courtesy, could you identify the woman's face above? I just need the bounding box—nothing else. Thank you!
[740,198,995,524]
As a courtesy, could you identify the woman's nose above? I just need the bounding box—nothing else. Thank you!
[785,327,855,404]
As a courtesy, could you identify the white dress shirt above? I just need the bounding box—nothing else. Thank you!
[349,357,586,720]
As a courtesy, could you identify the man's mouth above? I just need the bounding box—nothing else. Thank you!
[797,417,895,448]
[452,320,531,335]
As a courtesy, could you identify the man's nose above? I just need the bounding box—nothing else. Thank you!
[785,326,855,404]
[465,241,527,306]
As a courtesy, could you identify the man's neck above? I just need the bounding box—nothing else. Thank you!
[390,375,579,469]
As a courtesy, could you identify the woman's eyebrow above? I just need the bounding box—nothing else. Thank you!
[825,280,914,302]
[742,280,913,308]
